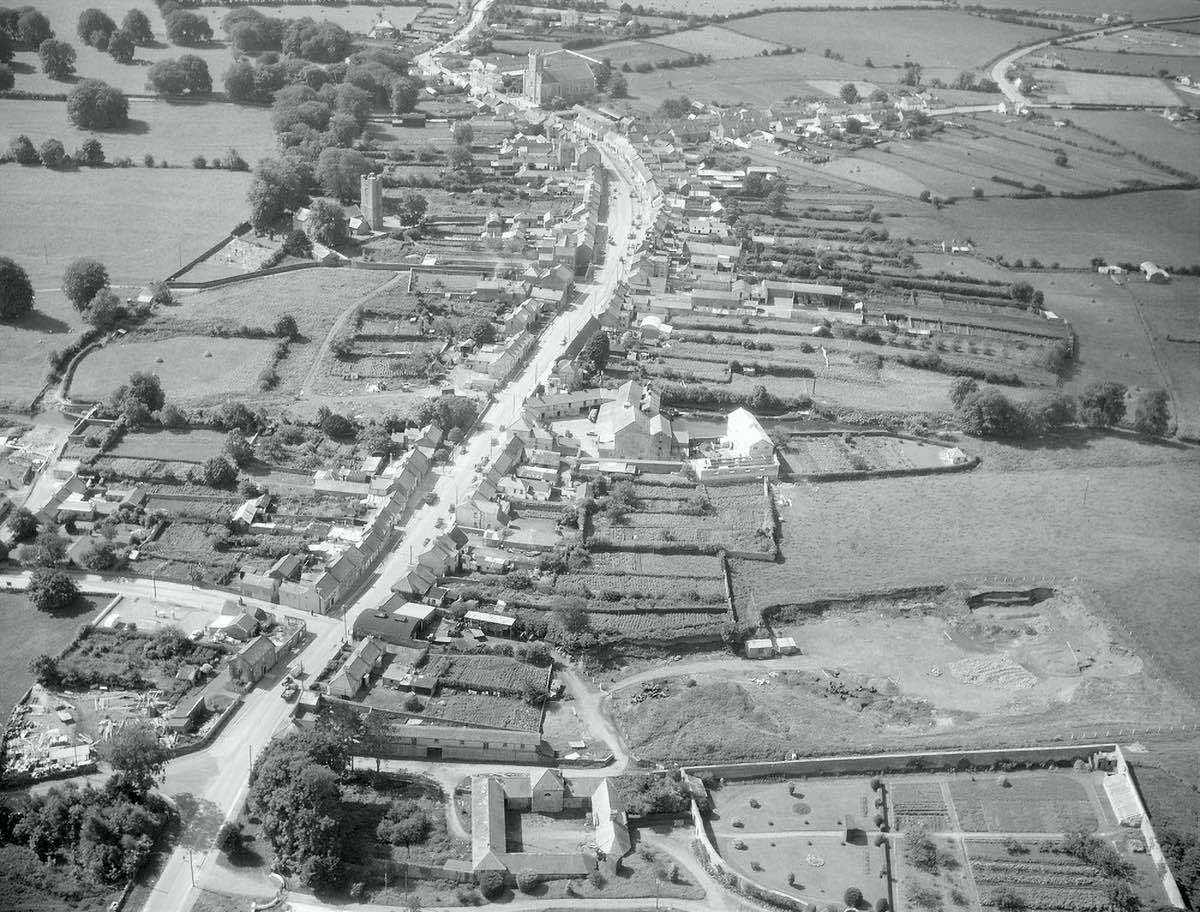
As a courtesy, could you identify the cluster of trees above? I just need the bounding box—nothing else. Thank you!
[658,95,692,118]
[146,53,211,96]
[950,377,1171,440]
[6,133,106,169]
[106,370,167,426]
[248,728,350,889]
[76,7,151,64]
[161,7,212,47]
[60,257,134,330]
[415,394,479,436]
[0,722,168,892]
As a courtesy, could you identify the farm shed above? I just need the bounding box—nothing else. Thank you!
[463,610,517,637]
[745,638,775,659]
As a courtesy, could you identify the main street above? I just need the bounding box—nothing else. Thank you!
[137,5,650,908]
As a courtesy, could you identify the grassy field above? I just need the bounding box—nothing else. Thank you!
[70,334,278,403]
[0,292,85,414]
[936,190,1200,266]
[968,0,1200,13]
[609,0,936,11]
[1126,277,1200,439]
[0,166,251,289]
[1074,27,1200,55]
[653,25,785,59]
[727,10,1055,78]
[0,98,277,163]
[0,591,102,710]
[1058,109,1200,176]
[759,443,1200,699]
[1053,46,1200,77]
[1028,67,1183,105]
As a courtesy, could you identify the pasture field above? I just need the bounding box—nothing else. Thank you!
[1059,109,1200,176]
[586,39,684,68]
[1071,26,1200,55]
[621,53,877,109]
[0,166,251,290]
[1126,278,1200,439]
[760,448,1200,699]
[0,98,277,164]
[8,41,235,99]
[851,117,1183,200]
[69,334,277,403]
[0,292,85,414]
[1054,46,1200,77]
[608,0,939,12]
[0,592,102,709]
[968,0,1200,14]
[936,190,1200,266]
[652,24,785,59]
[726,10,1055,78]
[1028,67,1183,105]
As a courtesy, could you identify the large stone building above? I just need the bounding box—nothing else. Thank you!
[524,49,597,108]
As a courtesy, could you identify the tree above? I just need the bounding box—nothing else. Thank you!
[78,9,116,46]
[282,18,352,63]
[320,411,355,440]
[36,137,66,168]
[147,55,210,95]
[223,58,259,102]
[16,9,53,49]
[989,889,1026,912]
[839,82,860,103]
[107,29,134,64]
[103,722,168,796]
[68,79,129,129]
[30,653,62,687]
[0,62,13,91]
[248,156,309,231]
[27,568,79,612]
[159,402,188,429]
[315,147,370,201]
[577,329,610,375]
[39,39,77,80]
[122,9,154,46]
[376,799,429,846]
[390,75,421,114]
[555,601,589,633]
[224,429,253,466]
[217,822,244,857]
[610,72,628,98]
[948,376,979,410]
[9,507,39,541]
[0,257,34,322]
[516,870,540,893]
[766,186,787,216]
[81,539,118,570]
[445,144,472,173]
[477,869,504,898]
[63,258,109,309]
[1023,392,1075,434]
[955,389,1028,439]
[390,190,425,226]
[201,455,237,487]
[8,134,37,164]
[274,314,300,340]
[1131,388,1170,437]
[451,120,473,147]
[83,288,127,329]
[281,230,312,259]
[77,137,104,166]
[164,10,212,47]
[844,887,864,908]
[659,96,691,118]
[306,198,348,247]
[1079,381,1127,428]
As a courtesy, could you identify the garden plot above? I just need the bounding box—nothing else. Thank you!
[423,653,550,697]
[713,778,876,833]
[718,833,888,908]
[1028,68,1183,106]
[586,551,724,580]
[70,335,277,404]
[947,773,1101,833]
[890,782,952,832]
[781,434,952,478]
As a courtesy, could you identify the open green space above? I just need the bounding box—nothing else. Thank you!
[0,591,102,709]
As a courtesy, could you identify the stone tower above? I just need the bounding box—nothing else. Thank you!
[360,173,383,231]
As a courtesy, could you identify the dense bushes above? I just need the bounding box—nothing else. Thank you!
[1,780,169,888]
[658,381,811,415]
[897,352,1022,387]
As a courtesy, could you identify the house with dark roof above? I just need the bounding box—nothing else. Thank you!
[229,635,278,686]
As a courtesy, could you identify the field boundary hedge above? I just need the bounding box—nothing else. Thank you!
[803,455,980,483]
